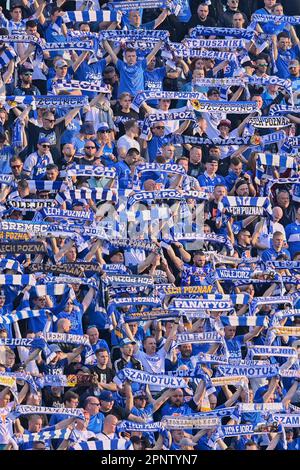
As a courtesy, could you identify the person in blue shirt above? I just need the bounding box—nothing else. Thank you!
[223,324,264,361]
[125,9,169,31]
[285,206,300,258]
[198,156,226,193]
[115,147,140,189]
[261,231,291,262]
[103,39,163,98]
[44,7,67,59]
[273,31,300,79]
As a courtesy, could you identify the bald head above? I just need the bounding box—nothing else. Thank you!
[272,206,283,222]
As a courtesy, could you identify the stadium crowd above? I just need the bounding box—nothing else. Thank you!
[0,0,299,451]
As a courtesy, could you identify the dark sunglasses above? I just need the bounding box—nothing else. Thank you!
[153,126,165,130]
[44,118,55,123]
[85,146,96,149]
[11,164,22,169]
[41,144,50,148]
[100,130,110,133]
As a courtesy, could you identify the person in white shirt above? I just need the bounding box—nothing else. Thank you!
[117,119,140,158]
[96,414,118,441]
[252,206,287,255]
[133,321,178,394]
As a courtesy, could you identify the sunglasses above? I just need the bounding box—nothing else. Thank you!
[153,126,165,130]
[44,119,55,123]
[11,164,22,169]
[100,130,110,133]
[41,144,50,148]
[23,72,33,76]
[85,146,96,149]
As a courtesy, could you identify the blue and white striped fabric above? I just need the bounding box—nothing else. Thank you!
[256,153,297,183]
[0,48,17,68]
[0,259,23,273]
[220,316,269,327]
[20,428,72,443]
[62,11,121,23]
[0,274,36,286]
[55,189,117,206]
[27,181,66,193]
[217,196,273,218]
[70,439,134,450]
[0,309,47,325]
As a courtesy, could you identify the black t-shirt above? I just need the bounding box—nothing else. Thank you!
[101,404,128,420]
[27,121,66,164]
[91,366,115,384]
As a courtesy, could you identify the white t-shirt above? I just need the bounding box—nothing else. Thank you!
[134,348,166,392]
[117,135,140,154]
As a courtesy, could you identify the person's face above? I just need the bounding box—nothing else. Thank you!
[97,351,109,366]
[43,114,55,130]
[268,84,279,94]
[160,99,171,111]
[80,24,90,32]
[231,163,242,176]
[171,389,184,407]
[10,159,23,176]
[125,50,137,66]
[172,429,184,442]
[209,90,220,100]
[219,125,230,137]
[278,37,290,51]
[178,159,188,173]
[225,326,237,339]
[233,13,244,27]
[144,337,156,354]
[26,25,38,36]
[0,295,5,308]
[193,68,205,80]
[277,191,290,208]
[209,394,218,409]
[88,328,99,344]
[122,344,134,356]
[228,0,239,10]
[209,148,221,159]
[205,59,215,71]
[35,296,47,308]
[148,56,156,70]
[0,393,10,407]
[162,145,175,160]
[29,418,43,433]
[126,151,140,166]
[86,399,100,415]
[63,144,75,159]
[256,59,268,74]
[38,142,50,155]
[129,322,138,335]
[197,4,209,19]
[190,148,202,164]
[56,64,68,78]
[64,299,74,313]
[273,234,284,250]
[66,397,79,409]
[206,161,218,175]
[21,71,33,83]
[289,64,300,76]
[103,70,117,85]
[129,10,141,27]
[273,4,284,14]
[66,247,77,262]
[265,0,276,7]
[120,95,132,109]
[134,396,147,409]
[180,343,192,358]
[252,95,263,109]
[100,399,113,412]
[236,183,249,196]
[0,111,7,125]
[12,7,22,21]
[151,122,165,136]
[240,230,252,245]
[46,168,58,181]
[110,252,124,263]
[193,254,206,267]
[84,141,97,157]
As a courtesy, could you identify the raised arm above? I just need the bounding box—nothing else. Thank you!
[102,40,118,65]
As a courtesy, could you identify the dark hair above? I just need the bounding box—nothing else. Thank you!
[26,20,37,29]
[230,156,242,166]
[125,48,136,54]
[278,31,289,40]
[124,120,137,132]
[63,390,79,404]
[17,179,29,190]
[46,163,59,171]
[126,147,140,157]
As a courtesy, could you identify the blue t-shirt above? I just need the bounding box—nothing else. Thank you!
[285,222,300,258]
[198,173,226,193]
[225,335,244,360]
[116,58,147,97]
[261,246,291,262]
[276,45,300,78]
[87,413,105,433]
